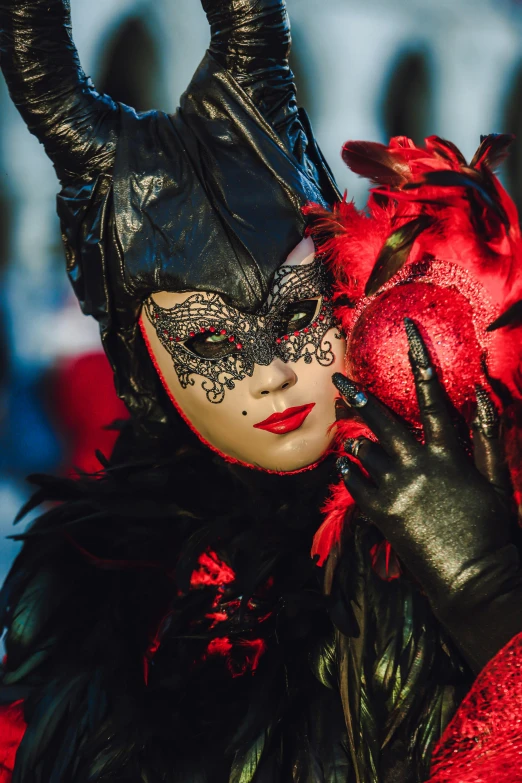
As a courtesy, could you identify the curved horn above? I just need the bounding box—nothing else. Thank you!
[0,0,119,183]
[202,0,295,133]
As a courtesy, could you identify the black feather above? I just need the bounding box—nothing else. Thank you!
[0,418,471,782]
[404,169,510,227]
[342,141,411,186]
[365,215,434,297]
[470,133,514,171]
[428,137,468,167]
[487,299,522,331]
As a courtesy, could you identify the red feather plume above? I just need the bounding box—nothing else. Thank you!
[308,134,522,566]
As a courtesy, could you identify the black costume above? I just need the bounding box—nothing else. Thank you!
[0,423,473,783]
[0,0,521,781]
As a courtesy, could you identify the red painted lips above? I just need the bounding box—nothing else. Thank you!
[253,403,316,434]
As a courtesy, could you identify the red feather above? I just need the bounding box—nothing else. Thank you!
[306,133,522,564]
[425,136,468,167]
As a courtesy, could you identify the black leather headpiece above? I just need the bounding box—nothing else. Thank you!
[1,0,339,430]
[113,54,339,313]
[57,54,339,429]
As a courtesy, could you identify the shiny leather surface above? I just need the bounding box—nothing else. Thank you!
[0,0,119,182]
[334,354,522,675]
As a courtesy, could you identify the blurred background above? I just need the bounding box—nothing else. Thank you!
[0,0,521,585]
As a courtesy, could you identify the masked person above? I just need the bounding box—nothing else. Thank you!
[0,0,522,781]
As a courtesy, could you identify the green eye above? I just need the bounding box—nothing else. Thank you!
[184,330,237,359]
[288,310,308,324]
[206,333,228,344]
[278,299,320,336]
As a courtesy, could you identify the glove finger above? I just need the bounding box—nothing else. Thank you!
[344,437,392,485]
[335,398,351,421]
[473,386,511,493]
[332,374,417,460]
[404,318,460,450]
[336,456,377,511]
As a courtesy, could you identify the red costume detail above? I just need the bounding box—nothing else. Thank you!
[428,630,522,782]
[0,701,26,782]
[312,417,371,566]
[51,352,129,474]
[207,637,234,656]
[190,550,236,588]
[189,551,268,675]
[307,135,522,564]
[206,637,266,677]
[369,541,401,581]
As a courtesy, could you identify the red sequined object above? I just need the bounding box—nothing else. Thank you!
[345,265,495,427]
[428,631,522,782]
[0,700,26,782]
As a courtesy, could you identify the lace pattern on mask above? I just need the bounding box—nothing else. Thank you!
[143,262,340,402]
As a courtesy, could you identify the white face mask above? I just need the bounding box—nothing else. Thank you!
[140,238,347,472]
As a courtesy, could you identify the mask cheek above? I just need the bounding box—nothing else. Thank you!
[140,313,251,459]
[277,314,339,367]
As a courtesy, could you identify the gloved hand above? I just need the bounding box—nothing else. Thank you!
[333,318,521,673]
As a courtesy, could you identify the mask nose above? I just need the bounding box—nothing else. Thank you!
[250,358,298,398]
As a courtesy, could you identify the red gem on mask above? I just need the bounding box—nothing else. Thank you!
[220,329,227,335]
[209,327,216,332]
[312,322,318,328]
[189,331,195,337]
[200,327,206,333]
[304,328,310,333]
[319,314,325,321]
[163,331,168,337]
[236,343,242,349]
[175,337,180,342]
[169,336,173,341]
[276,338,282,344]
[229,336,235,342]
[294,331,300,336]
[283,335,289,341]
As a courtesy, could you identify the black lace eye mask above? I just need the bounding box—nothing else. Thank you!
[143,261,341,403]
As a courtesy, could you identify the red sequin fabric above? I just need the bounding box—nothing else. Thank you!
[428,631,522,782]
[345,262,496,429]
[0,701,26,782]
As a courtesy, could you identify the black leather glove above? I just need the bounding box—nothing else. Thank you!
[333,318,521,673]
